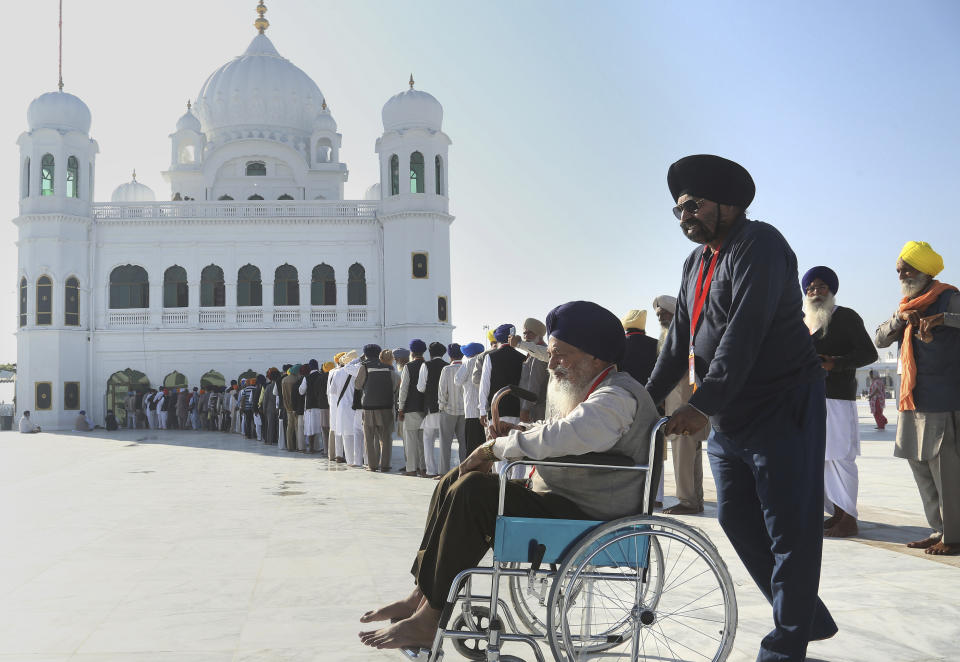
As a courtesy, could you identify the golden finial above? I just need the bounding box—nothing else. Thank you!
[132,169,137,181]
[322,99,327,111]
[409,73,415,89]
[187,100,192,111]
[255,0,269,34]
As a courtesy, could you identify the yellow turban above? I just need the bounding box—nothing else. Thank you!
[620,309,647,331]
[322,361,336,372]
[899,241,943,277]
[486,329,496,343]
[333,351,346,364]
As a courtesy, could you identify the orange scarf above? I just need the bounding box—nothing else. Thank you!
[898,280,958,411]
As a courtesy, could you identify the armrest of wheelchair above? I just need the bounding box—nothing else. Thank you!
[543,452,635,467]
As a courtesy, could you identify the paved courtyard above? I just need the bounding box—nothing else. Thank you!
[1,403,957,661]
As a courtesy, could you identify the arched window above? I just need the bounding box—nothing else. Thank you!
[179,145,195,164]
[163,266,188,308]
[390,154,399,196]
[311,264,336,305]
[36,276,52,325]
[66,156,79,198]
[274,264,299,306]
[316,139,332,163]
[218,194,234,200]
[435,155,443,195]
[109,265,149,309]
[277,194,294,200]
[41,154,54,196]
[348,263,366,305]
[22,158,30,198]
[245,161,266,176]
[247,194,264,200]
[237,264,262,307]
[200,265,225,307]
[410,152,424,193]
[65,277,80,326]
[18,277,27,327]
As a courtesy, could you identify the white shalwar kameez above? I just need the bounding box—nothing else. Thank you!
[337,361,361,465]
[824,398,860,518]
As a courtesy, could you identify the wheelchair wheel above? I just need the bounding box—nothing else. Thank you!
[546,516,737,662]
[450,605,491,660]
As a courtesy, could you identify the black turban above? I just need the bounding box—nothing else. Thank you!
[546,301,626,364]
[667,154,755,208]
[447,343,463,360]
[363,344,382,359]
[428,341,446,358]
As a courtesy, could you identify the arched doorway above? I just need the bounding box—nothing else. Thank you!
[200,370,225,390]
[106,369,150,423]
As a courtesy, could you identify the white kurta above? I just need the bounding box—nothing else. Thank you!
[824,398,860,517]
[326,367,344,433]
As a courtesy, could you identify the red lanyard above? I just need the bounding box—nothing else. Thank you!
[585,366,615,399]
[689,248,721,343]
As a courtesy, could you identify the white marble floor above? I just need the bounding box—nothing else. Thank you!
[0,402,956,661]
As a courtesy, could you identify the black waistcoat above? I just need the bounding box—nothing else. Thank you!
[486,346,526,418]
[403,359,426,413]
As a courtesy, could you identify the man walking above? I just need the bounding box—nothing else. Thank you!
[876,240,960,556]
[802,266,877,537]
[646,154,836,661]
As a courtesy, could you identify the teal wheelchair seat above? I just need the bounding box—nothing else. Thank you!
[493,516,651,568]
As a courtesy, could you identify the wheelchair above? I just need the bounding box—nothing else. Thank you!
[402,386,737,662]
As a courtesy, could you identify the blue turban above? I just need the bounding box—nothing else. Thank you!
[393,348,410,361]
[461,342,484,357]
[428,341,446,358]
[308,359,319,370]
[801,266,839,295]
[546,301,625,363]
[363,344,382,359]
[493,324,514,343]
[447,343,463,360]
[409,339,427,354]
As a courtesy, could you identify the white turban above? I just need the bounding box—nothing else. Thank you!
[652,295,677,314]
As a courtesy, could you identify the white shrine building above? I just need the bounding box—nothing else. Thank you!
[13,4,454,429]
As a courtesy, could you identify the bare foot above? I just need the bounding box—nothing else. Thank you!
[359,603,441,649]
[359,587,423,623]
[906,535,942,549]
[824,513,858,538]
[926,541,959,556]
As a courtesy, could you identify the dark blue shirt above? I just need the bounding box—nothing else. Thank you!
[646,218,823,435]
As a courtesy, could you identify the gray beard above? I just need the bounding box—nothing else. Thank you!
[545,372,591,420]
[901,274,932,299]
[803,293,835,337]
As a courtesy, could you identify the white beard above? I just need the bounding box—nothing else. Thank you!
[545,370,590,420]
[901,274,931,299]
[803,292,835,337]
[657,325,669,354]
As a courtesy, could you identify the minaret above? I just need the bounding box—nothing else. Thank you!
[163,100,206,200]
[376,75,453,347]
[14,6,98,429]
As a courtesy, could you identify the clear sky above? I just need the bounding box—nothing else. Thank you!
[3,0,958,364]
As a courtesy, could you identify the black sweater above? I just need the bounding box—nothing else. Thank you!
[812,306,878,400]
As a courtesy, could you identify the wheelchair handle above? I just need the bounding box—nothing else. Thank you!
[496,416,670,516]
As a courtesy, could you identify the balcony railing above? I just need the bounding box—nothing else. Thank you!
[310,308,337,325]
[236,309,263,326]
[347,308,369,323]
[161,310,188,326]
[273,307,301,325]
[93,200,379,222]
[199,309,226,326]
[108,310,150,326]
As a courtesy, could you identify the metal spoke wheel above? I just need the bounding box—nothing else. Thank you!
[546,516,737,662]
[450,605,491,660]
[506,561,552,635]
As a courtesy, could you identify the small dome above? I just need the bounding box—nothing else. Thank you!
[176,104,202,132]
[111,172,156,203]
[363,182,381,200]
[313,106,337,132]
[27,90,92,134]
[382,84,443,133]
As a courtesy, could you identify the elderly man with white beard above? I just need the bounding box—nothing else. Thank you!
[358,300,661,651]
[876,241,960,556]
[801,266,877,537]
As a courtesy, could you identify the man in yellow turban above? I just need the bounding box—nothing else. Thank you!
[876,240,960,555]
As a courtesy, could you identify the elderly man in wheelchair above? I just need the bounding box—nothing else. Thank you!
[360,301,736,661]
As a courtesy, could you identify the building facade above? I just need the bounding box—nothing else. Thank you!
[14,9,454,429]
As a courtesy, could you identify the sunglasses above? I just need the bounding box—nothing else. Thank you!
[672,198,706,220]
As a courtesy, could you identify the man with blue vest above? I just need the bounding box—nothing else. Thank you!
[646,154,836,662]
[876,240,960,556]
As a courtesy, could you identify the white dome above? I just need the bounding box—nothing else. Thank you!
[382,87,443,133]
[176,106,202,133]
[111,174,156,203]
[27,90,92,134]
[194,33,324,140]
[363,183,381,200]
[313,107,337,132]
